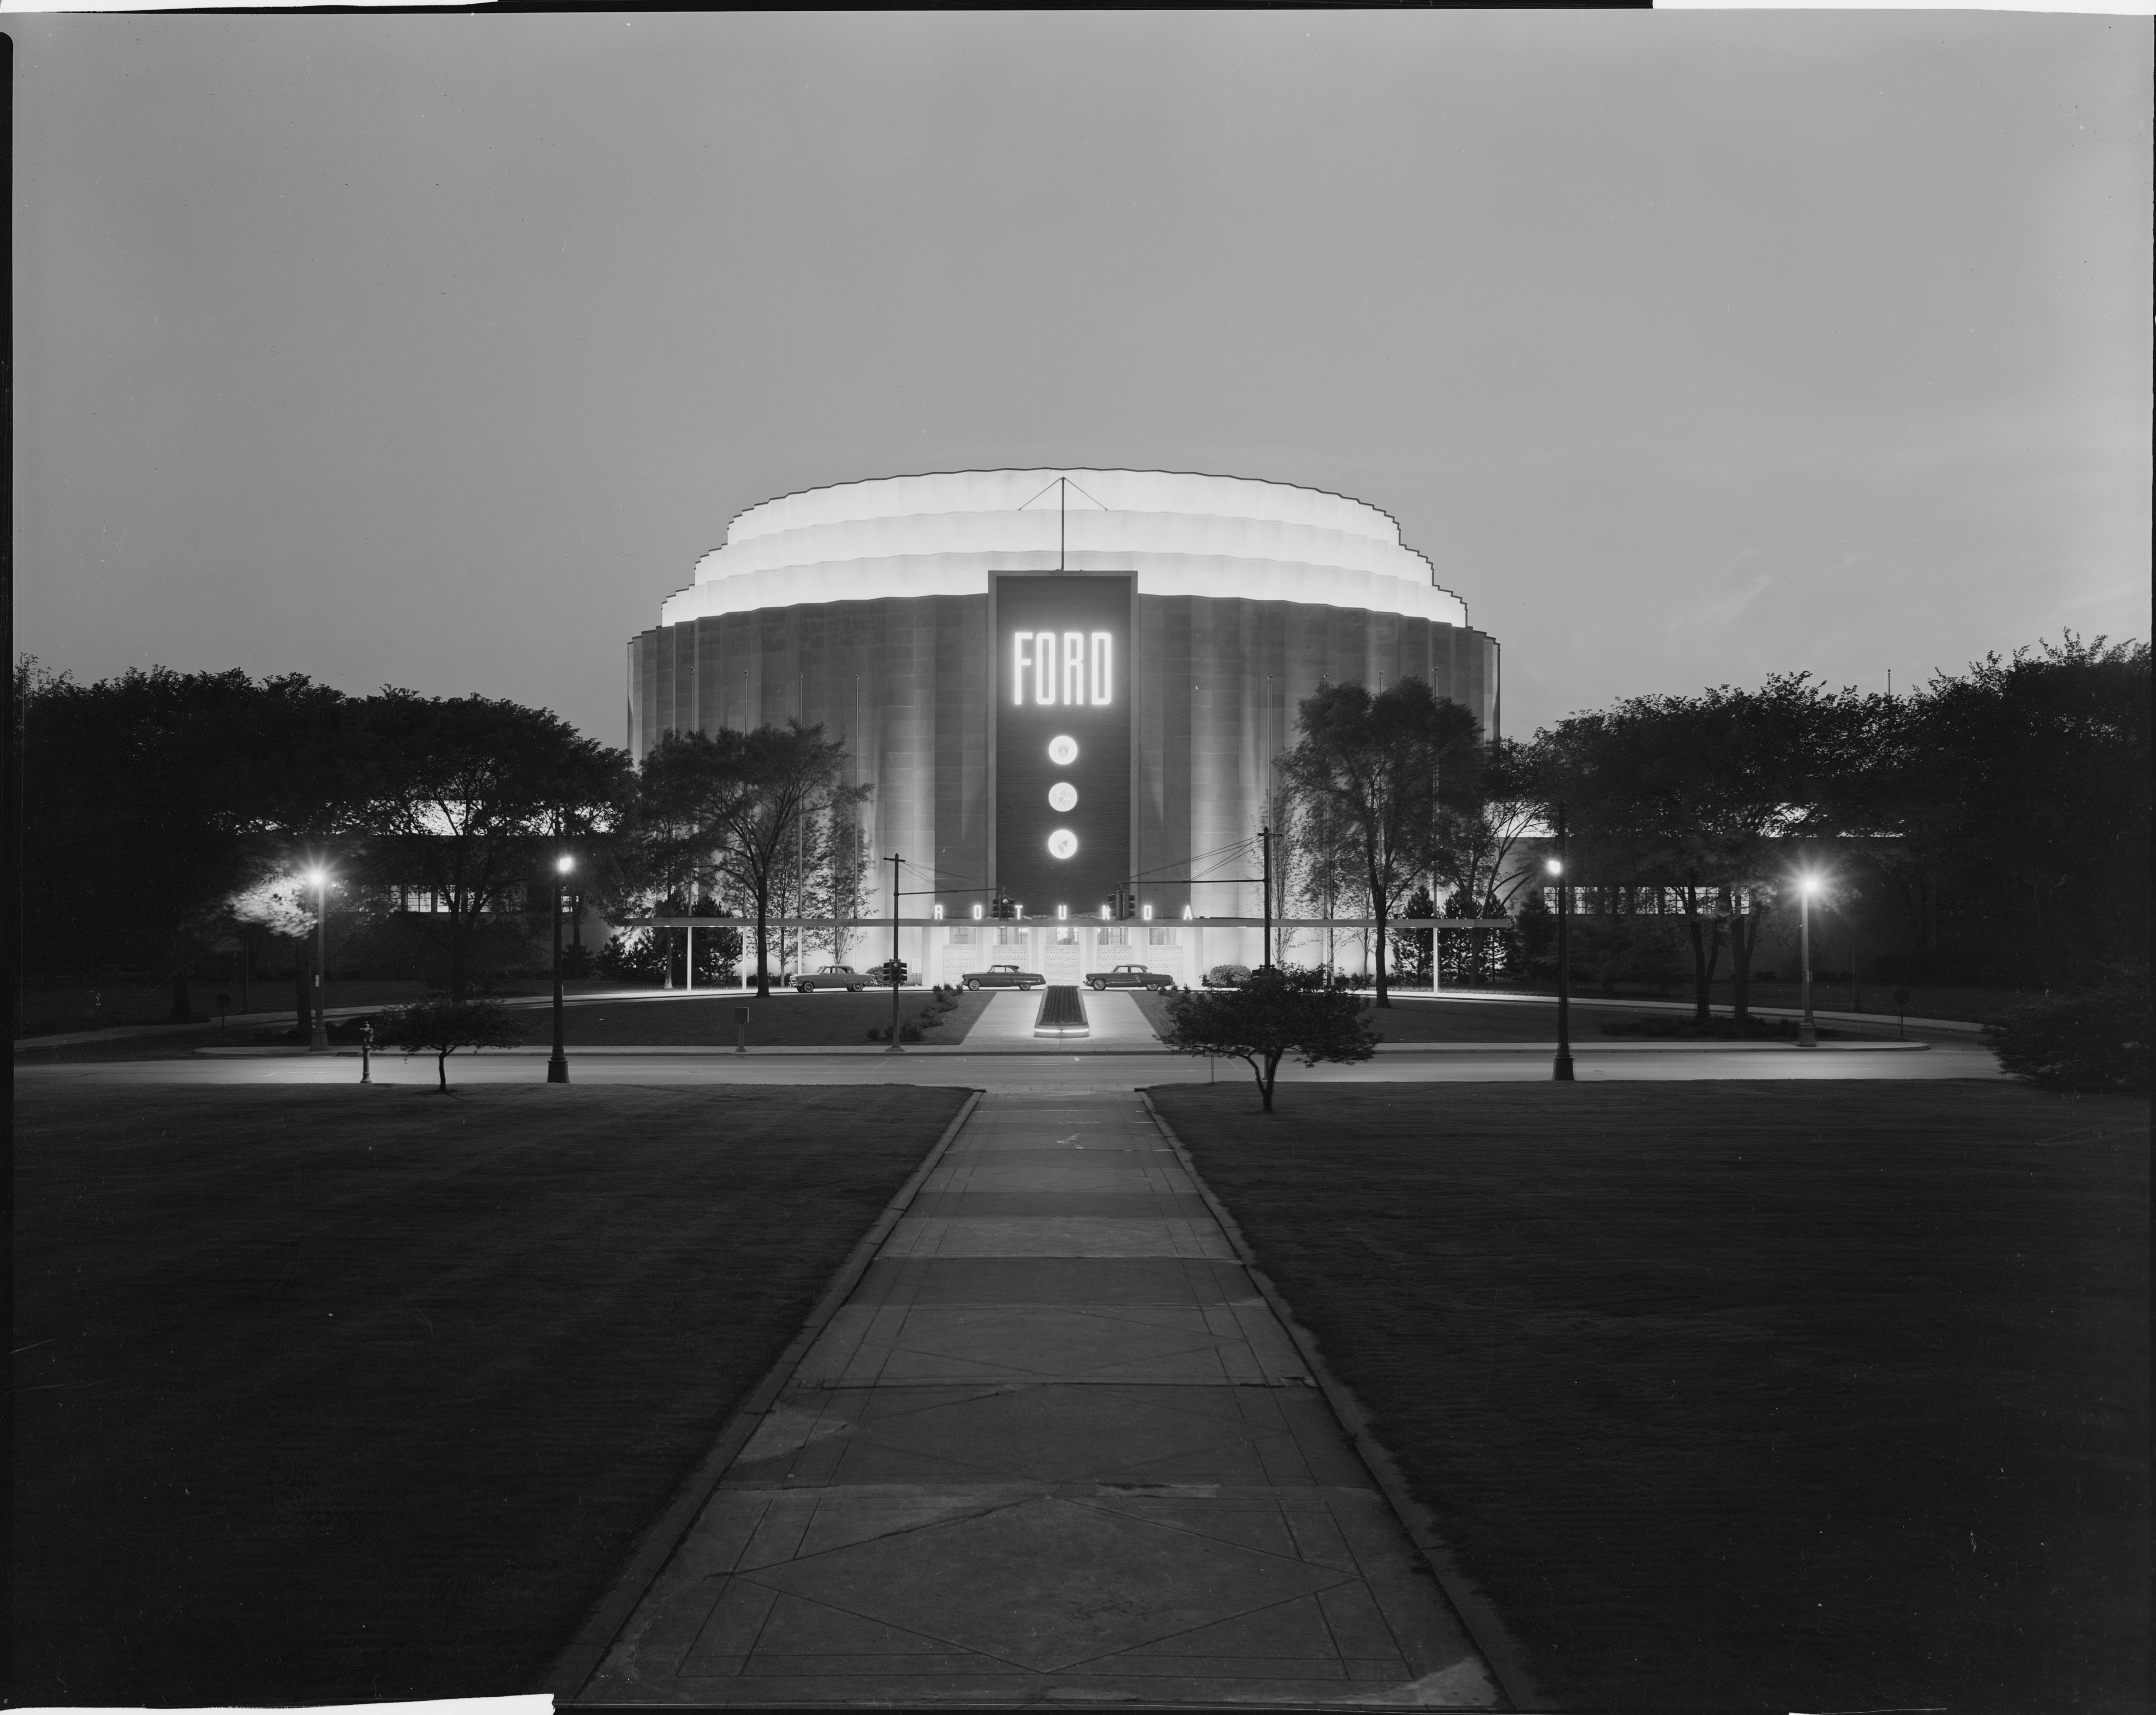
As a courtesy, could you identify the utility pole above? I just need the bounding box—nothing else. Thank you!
[1260,824,1273,971]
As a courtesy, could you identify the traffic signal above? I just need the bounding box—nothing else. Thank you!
[1112,888,1137,920]
[878,959,909,984]
[990,896,1015,919]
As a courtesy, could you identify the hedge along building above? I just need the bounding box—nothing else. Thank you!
[626,469,1501,987]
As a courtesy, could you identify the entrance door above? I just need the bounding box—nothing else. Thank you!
[1043,926,1083,985]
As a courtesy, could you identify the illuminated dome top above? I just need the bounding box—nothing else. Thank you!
[657,469,1470,628]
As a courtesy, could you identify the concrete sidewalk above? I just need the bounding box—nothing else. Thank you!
[568,1091,1505,1707]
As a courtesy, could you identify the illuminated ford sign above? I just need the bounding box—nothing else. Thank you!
[1012,632,1114,706]
[996,576,1131,910]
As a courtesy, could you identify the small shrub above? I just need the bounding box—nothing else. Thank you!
[1205,964,1252,988]
[1981,981,2151,1093]
[378,1000,521,1090]
[865,1021,925,1043]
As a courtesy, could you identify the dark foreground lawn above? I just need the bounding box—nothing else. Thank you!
[11,1082,971,1705]
[1151,1081,2148,1714]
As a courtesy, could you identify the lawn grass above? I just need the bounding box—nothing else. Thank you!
[15,988,993,1060]
[495,988,992,1049]
[1150,1080,2148,1714]
[1129,990,1905,1043]
[10,1081,972,1705]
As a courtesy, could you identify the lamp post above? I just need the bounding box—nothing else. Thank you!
[886,851,905,1054]
[548,854,574,1083]
[306,868,330,1052]
[1796,873,1820,1048]
[1550,804,1574,1082]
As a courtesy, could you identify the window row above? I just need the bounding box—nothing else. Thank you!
[1540,885,1770,916]
[944,925,1179,946]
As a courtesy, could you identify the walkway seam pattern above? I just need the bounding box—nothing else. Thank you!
[1138,1093,1551,1713]
[541,1090,985,1699]
[569,1091,1507,1707]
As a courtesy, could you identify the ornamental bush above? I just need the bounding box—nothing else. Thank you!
[1159,964,1378,1111]
[377,999,521,1091]
[1980,980,2151,1094]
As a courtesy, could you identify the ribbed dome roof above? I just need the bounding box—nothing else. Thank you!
[658,469,1469,628]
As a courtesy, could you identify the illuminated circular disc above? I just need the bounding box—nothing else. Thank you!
[1047,782,1079,812]
[1047,735,1079,766]
[1046,828,1079,861]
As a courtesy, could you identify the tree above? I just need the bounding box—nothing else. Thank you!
[14,662,358,993]
[637,722,868,998]
[1156,964,1379,1111]
[349,691,630,1002]
[1310,795,1373,979]
[377,999,521,1091]
[1532,675,1880,1023]
[806,803,875,966]
[1440,735,1543,985]
[1278,677,1483,1007]
[1391,884,1435,986]
[1862,636,2149,987]
[203,864,329,1037]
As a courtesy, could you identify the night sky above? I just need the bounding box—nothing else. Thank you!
[13,11,2150,746]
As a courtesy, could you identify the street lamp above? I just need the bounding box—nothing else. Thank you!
[306,867,330,1052]
[548,854,575,1084]
[1549,805,1574,1082]
[1796,873,1821,1048]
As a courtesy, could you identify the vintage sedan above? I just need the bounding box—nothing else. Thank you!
[785,964,869,992]
[1085,963,1177,992]
[961,963,1044,991]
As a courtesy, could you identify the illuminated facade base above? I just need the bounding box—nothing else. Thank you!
[627,471,1502,979]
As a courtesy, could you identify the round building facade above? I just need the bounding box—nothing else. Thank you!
[627,469,1500,984]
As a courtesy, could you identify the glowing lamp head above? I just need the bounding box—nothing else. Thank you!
[557,854,576,875]
[1799,874,1821,896]
[1545,858,1563,876]
[305,868,326,889]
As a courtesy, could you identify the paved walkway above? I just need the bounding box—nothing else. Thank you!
[571,1092,1503,1707]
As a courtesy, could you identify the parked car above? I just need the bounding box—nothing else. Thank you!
[962,963,1044,991]
[786,964,868,992]
[1203,963,1252,988]
[1084,963,1177,992]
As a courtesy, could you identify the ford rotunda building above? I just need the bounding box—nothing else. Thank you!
[626,469,1500,984]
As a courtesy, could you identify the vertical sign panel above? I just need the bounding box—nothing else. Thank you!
[996,575,1131,915]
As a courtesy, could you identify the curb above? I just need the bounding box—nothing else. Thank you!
[1139,1091,1554,1714]
[178,1039,1944,1061]
[535,1088,984,1703]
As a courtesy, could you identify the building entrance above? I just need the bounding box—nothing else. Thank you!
[1042,927,1084,985]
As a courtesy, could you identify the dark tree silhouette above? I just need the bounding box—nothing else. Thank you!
[1531,675,1880,1022]
[350,691,630,1002]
